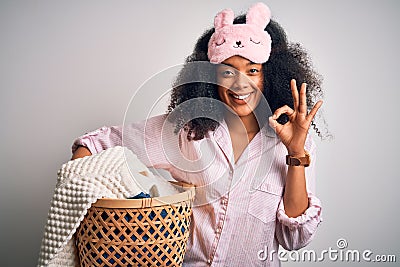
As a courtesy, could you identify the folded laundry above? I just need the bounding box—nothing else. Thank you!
[128,192,151,199]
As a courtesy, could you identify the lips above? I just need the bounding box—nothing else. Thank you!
[231,93,251,100]
[228,91,254,104]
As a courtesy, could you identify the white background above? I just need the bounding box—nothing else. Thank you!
[0,1,399,266]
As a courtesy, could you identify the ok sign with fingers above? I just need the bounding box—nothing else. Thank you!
[269,79,323,156]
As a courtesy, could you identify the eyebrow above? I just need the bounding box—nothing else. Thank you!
[221,61,259,68]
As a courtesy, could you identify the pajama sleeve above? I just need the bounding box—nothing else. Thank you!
[275,135,323,250]
[71,114,187,180]
[72,125,123,155]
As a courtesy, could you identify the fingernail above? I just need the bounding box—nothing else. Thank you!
[268,118,276,129]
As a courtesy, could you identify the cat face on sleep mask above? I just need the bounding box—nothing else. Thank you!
[208,2,272,64]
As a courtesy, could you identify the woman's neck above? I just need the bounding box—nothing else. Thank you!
[225,111,260,163]
[225,111,260,135]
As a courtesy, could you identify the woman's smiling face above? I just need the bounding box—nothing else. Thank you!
[216,55,264,118]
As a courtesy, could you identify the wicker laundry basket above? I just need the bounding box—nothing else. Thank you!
[75,181,195,267]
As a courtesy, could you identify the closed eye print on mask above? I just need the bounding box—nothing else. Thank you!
[250,38,261,44]
[216,39,226,46]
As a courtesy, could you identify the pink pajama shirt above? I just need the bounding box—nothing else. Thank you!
[72,114,322,266]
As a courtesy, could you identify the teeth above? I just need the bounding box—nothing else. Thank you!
[232,93,251,100]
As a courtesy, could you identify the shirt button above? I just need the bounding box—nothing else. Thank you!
[207,259,212,264]
[216,228,221,234]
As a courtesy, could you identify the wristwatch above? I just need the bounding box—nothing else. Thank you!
[286,151,310,167]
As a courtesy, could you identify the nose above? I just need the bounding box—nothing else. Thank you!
[232,72,250,91]
[236,41,241,46]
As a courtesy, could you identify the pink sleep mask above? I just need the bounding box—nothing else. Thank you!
[208,2,272,64]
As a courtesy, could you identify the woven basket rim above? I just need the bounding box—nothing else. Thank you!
[92,181,195,208]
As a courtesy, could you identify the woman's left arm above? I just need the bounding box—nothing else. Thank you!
[275,136,322,250]
[269,79,323,250]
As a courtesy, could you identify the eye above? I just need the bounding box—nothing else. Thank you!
[250,38,261,44]
[249,68,260,74]
[221,69,235,77]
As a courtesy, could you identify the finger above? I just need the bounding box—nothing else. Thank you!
[299,83,307,115]
[269,116,284,133]
[306,100,323,121]
[291,79,299,110]
[272,105,295,120]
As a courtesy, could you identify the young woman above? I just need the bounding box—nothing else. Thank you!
[72,3,326,266]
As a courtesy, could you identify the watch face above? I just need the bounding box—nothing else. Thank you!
[292,158,301,166]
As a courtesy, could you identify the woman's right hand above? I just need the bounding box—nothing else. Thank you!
[71,146,92,160]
